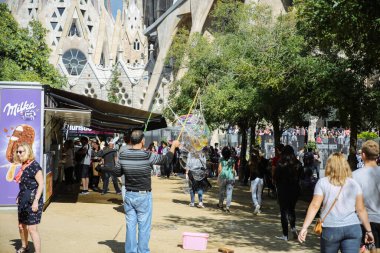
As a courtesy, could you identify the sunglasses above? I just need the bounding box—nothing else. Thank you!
[17,150,25,154]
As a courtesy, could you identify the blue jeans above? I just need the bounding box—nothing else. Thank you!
[219,179,234,207]
[123,192,152,253]
[321,224,362,253]
[190,188,203,203]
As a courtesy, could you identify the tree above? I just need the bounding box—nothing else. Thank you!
[295,0,380,150]
[0,4,66,87]
[167,1,331,169]
[108,65,121,103]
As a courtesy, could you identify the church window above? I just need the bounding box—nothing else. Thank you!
[127,99,132,105]
[58,26,63,32]
[59,0,64,2]
[52,41,56,46]
[28,8,32,15]
[121,99,126,105]
[52,12,57,18]
[87,83,92,88]
[81,9,86,17]
[88,16,91,22]
[133,39,140,51]
[127,59,130,63]
[93,94,97,99]
[57,7,65,16]
[35,8,38,12]
[62,49,87,76]
[50,22,58,29]
[68,20,81,37]
[88,25,93,32]
[131,25,133,29]
[56,37,60,42]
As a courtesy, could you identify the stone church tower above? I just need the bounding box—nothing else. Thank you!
[6,0,150,109]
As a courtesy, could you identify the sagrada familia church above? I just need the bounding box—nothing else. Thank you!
[5,0,290,112]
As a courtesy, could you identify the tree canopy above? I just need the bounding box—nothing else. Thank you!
[0,3,66,87]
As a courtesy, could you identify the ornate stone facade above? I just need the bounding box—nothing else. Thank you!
[6,0,152,109]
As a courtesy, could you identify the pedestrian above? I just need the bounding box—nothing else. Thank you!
[14,143,44,253]
[101,139,121,195]
[217,146,236,212]
[274,145,303,241]
[353,140,380,252]
[75,136,92,195]
[298,153,374,253]
[62,140,74,185]
[91,139,102,192]
[249,149,266,214]
[112,129,180,253]
[186,148,211,208]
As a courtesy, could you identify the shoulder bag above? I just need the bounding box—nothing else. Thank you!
[314,185,343,235]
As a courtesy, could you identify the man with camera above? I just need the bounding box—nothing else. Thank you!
[109,129,179,253]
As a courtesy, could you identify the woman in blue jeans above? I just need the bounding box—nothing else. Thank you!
[186,151,211,208]
[298,153,374,253]
[217,146,235,212]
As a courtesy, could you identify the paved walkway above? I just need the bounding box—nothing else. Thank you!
[0,176,320,252]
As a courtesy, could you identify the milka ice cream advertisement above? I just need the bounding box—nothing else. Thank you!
[0,88,42,205]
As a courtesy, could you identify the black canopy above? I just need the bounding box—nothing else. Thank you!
[44,86,166,132]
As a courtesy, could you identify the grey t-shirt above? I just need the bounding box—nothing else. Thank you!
[353,166,380,223]
[314,177,362,227]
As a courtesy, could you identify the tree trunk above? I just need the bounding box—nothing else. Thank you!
[349,113,359,152]
[272,116,281,147]
[249,120,257,149]
[238,123,248,182]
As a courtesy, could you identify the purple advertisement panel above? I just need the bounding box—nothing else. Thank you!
[0,88,42,205]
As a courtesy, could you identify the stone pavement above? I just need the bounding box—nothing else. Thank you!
[0,176,320,253]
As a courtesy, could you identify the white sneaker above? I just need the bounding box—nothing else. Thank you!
[189,202,195,207]
[275,235,288,241]
[254,204,260,214]
[197,202,205,208]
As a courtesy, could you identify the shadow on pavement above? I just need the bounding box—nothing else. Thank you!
[98,240,124,253]
[167,177,320,252]
[10,239,35,252]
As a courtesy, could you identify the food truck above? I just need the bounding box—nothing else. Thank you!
[0,81,166,208]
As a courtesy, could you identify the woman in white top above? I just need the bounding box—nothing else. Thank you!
[298,153,374,253]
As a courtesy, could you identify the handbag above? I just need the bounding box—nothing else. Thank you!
[314,185,343,235]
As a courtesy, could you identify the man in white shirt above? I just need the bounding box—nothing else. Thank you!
[77,136,92,195]
[353,140,380,251]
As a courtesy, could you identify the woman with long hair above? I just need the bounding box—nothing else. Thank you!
[14,143,44,253]
[217,146,235,212]
[298,153,374,252]
[249,149,266,214]
[274,145,303,241]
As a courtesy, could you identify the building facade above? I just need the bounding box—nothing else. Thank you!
[6,0,290,113]
[6,0,165,110]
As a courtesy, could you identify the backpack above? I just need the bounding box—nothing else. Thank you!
[220,159,234,180]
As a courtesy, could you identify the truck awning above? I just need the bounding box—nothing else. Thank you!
[44,86,166,132]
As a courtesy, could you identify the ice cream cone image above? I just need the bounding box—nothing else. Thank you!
[6,164,18,182]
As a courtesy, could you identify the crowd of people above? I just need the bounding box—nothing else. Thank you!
[12,128,380,253]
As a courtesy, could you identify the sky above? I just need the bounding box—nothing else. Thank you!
[110,0,123,19]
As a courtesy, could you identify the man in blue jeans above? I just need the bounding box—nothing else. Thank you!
[114,129,179,253]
